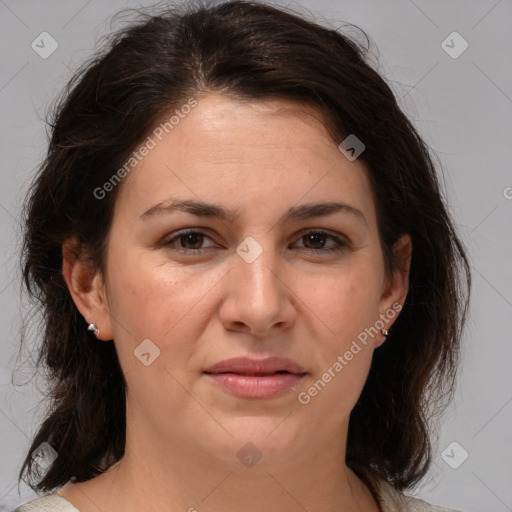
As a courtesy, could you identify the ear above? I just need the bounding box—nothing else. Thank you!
[61,236,114,341]
[375,234,412,347]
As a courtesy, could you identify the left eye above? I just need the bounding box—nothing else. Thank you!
[293,231,347,253]
[163,230,347,254]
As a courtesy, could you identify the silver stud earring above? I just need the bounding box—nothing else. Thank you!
[380,328,388,337]
[87,323,100,337]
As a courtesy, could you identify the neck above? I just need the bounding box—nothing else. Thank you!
[97,419,378,511]
[104,454,377,512]
[59,402,381,512]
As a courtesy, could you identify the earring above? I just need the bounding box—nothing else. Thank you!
[380,328,389,337]
[87,323,100,337]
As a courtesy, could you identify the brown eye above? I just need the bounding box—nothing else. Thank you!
[293,230,347,253]
[163,230,217,253]
[178,232,204,250]
[162,229,347,256]
[303,232,328,249]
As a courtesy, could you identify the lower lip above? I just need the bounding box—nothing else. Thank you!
[204,372,306,398]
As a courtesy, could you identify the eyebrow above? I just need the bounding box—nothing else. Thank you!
[140,198,367,227]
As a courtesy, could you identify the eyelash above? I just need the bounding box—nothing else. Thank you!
[161,229,348,255]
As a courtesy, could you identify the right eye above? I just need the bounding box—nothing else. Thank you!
[162,229,218,254]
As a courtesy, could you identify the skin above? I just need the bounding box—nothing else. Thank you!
[60,94,411,512]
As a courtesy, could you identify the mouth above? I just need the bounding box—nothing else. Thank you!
[203,372,306,398]
[203,356,306,375]
[203,357,307,398]
[204,370,302,376]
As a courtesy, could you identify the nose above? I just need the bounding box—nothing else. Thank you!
[218,241,297,337]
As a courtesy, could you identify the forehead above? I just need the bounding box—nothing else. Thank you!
[114,94,377,227]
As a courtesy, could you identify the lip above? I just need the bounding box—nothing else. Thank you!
[203,356,306,375]
[203,357,307,398]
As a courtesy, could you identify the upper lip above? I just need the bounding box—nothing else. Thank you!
[203,357,306,375]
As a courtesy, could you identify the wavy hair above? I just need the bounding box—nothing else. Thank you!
[17,0,471,494]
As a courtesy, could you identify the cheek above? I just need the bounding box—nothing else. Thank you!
[295,270,380,423]
[105,248,221,374]
[105,253,215,429]
[299,263,383,340]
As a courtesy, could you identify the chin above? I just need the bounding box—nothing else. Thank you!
[201,417,306,467]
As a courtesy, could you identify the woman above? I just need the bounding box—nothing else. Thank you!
[14,1,471,511]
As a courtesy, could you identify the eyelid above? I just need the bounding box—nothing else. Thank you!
[160,228,218,249]
[294,227,349,244]
[291,230,349,253]
[161,227,350,255]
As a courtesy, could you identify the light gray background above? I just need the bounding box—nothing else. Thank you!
[1,1,511,511]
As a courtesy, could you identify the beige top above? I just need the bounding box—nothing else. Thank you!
[15,477,462,512]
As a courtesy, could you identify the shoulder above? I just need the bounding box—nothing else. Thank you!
[14,493,80,512]
[373,477,463,512]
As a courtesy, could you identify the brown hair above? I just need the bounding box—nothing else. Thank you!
[17,0,471,494]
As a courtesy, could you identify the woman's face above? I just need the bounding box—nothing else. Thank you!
[73,93,410,469]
